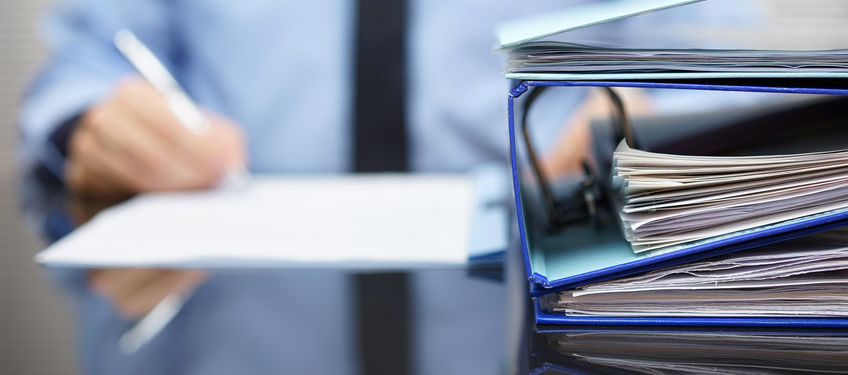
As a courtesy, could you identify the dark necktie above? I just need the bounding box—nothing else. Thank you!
[353,0,411,374]
[353,0,408,172]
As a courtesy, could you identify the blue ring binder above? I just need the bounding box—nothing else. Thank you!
[508,80,848,326]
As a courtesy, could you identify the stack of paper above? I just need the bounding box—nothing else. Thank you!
[543,229,848,317]
[550,329,848,374]
[496,0,848,80]
[612,140,848,253]
[504,42,848,75]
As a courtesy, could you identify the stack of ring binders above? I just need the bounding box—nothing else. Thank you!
[500,0,848,327]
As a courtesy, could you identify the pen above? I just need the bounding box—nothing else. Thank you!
[113,28,247,354]
[118,293,186,354]
[113,28,249,188]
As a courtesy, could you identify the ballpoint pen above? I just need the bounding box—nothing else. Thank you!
[112,28,249,354]
[113,28,249,188]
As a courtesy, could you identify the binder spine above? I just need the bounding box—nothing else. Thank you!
[508,83,534,281]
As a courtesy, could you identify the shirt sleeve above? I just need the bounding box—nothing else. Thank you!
[18,0,180,301]
[19,0,178,240]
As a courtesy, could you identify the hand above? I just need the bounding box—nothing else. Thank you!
[89,268,207,319]
[67,194,132,227]
[70,77,238,317]
[66,76,246,197]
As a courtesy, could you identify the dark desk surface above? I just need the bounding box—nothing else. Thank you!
[40,191,848,375]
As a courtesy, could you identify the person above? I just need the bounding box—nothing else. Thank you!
[19,1,586,374]
[19,0,759,373]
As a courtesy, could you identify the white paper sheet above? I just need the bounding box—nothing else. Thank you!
[36,174,478,269]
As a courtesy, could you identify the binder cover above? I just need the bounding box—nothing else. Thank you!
[38,167,510,270]
[497,0,848,81]
[508,80,848,325]
[497,0,703,48]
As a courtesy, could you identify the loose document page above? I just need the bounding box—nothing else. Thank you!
[544,230,848,317]
[612,140,848,253]
[36,175,476,269]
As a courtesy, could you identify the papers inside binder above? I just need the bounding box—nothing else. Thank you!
[542,229,848,317]
[613,140,848,254]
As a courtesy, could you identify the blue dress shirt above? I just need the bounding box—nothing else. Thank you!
[20,1,574,374]
[18,0,758,374]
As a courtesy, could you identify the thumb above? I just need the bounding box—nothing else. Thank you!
[204,114,248,170]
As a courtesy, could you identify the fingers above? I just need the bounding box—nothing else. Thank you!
[75,112,158,192]
[87,102,216,191]
[67,123,132,195]
[89,269,208,319]
[205,118,248,169]
[65,76,247,196]
[112,79,226,182]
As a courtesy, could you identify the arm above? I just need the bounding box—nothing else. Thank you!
[20,0,244,318]
[22,0,246,233]
[20,0,177,239]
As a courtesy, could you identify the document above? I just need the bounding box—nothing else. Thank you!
[543,229,848,317]
[36,174,480,269]
[612,140,848,253]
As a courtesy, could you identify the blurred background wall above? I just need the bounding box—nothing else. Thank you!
[0,0,847,374]
[0,0,77,374]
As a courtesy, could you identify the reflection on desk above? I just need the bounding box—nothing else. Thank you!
[529,327,848,374]
[31,179,516,374]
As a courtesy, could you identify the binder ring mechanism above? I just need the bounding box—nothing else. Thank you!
[520,85,636,233]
